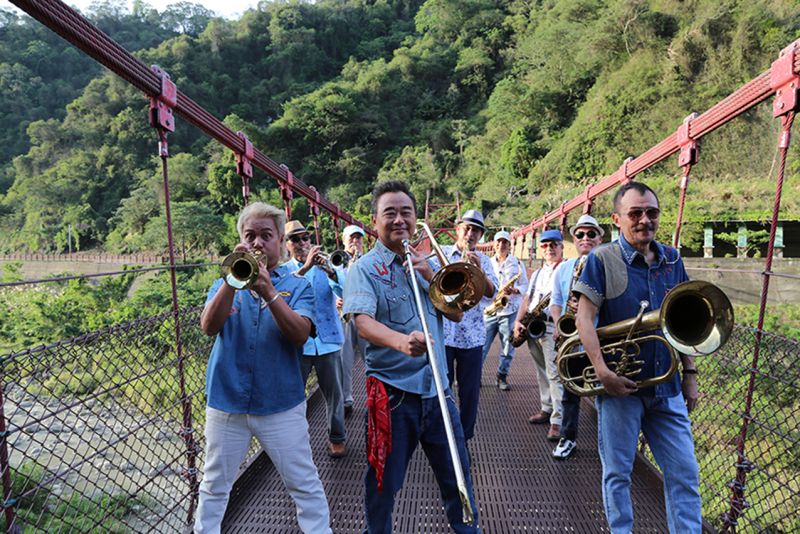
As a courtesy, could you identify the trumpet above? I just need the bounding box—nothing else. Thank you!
[484,273,521,317]
[318,249,351,270]
[511,292,551,347]
[220,250,264,290]
[402,238,474,526]
[556,280,734,397]
[416,222,487,315]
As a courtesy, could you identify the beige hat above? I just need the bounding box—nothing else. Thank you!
[285,220,309,237]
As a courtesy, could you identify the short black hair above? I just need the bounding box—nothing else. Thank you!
[371,180,417,214]
[612,182,659,213]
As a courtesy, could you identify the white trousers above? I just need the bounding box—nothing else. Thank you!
[194,403,331,534]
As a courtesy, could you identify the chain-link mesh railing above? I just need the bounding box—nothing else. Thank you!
[0,307,220,532]
[638,325,800,533]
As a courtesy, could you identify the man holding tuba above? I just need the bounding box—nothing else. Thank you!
[343,180,480,533]
[549,214,603,460]
[572,182,701,533]
[514,229,565,442]
[482,230,528,391]
[285,220,348,459]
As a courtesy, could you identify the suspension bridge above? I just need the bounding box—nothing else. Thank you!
[1,1,798,532]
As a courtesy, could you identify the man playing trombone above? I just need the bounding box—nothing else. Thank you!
[343,180,480,533]
[285,220,348,458]
[572,182,701,533]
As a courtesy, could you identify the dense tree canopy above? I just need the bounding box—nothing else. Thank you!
[0,0,798,255]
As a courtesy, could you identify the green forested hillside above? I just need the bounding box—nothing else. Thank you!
[1,0,799,255]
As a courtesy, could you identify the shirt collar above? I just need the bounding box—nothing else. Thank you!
[374,239,404,266]
[618,233,665,266]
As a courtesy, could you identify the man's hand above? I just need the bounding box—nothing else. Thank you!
[682,374,698,412]
[402,331,431,357]
[597,367,638,396]
[336,297,343,312]
[513,321,526,340]
[406,244,434,282]
[464,251,482,269]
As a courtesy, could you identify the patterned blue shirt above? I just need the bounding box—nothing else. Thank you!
[204,263,315,415]
[432,245,498,349]
[342,240,445,398]
[573,235,689,398]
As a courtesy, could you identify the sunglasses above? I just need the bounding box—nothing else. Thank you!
[574,230,598,240]
[289,234,311,243]
[540,241,561,249]
[624,207,660,221]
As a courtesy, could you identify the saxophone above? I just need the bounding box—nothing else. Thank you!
[555,255,588,348]
[511,292,551,347]
[484,273,521,317]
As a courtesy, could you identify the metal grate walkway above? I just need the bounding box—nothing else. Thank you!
[222,341,668,533]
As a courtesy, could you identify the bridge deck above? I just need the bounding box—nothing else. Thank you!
[222,341,668,533]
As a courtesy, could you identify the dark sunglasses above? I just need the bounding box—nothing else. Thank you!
[574,230,598,240]
[289,234,311,243]
[624,207,660,221]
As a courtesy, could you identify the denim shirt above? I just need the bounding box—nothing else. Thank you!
[431,245,498,349]
[573,235,688,398]
[204,263,315,415]
[286,258,344,356]
[342,240,446,398]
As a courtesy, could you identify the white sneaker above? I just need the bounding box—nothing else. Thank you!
[552,438,576,460]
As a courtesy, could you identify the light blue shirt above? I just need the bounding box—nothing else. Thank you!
[204,264,315,415]
[342,240,445,398]
[287,258,344,356]
[432,245,498,349]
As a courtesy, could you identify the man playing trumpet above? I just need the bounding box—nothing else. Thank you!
[285,220,348,458]
[573,182,701,533]
[343,180,480,533]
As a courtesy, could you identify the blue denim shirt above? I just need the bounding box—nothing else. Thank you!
[204,263,315,415]
[342,240,446,398]
[286,258,344,356]
[573,235,688,398]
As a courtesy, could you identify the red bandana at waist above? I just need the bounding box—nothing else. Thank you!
[366,376,392,491]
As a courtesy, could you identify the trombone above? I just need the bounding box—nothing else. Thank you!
[556,280,734,397]
[402,238,474,526]
[415,222,487,315]
[220,251,263,290]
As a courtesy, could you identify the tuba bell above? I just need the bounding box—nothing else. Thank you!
[416,222,487,315]
[556,280,734,397]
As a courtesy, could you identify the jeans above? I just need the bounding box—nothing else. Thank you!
[301,351,346,443]
[363,388,480,534]
[527,324,563,425]
[341,318,367,407]
[446,345,483,441]
[195,404,331,533]
[481,313,515,376]
[596,393,701,534]
[560,389,580,441]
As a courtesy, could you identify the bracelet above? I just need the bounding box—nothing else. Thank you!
[682,368,698,375]
[265,293,280,307]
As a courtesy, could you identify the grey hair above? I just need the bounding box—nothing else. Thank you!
[237,202,286,238]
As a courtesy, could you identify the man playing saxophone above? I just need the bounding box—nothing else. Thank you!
[549,214,603,460]
[482,231,528,391]
[572,182,701,533]
[514,229,564,441]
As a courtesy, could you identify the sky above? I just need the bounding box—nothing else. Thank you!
[7,0,261,20]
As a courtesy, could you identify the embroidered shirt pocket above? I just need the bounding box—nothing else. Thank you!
[385,291,414,325]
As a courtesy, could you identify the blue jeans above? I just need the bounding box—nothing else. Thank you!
[301,351,346,443]
[446,346,483,441]
[481,314,515,375]
[363,388,480,534]
[596,393,701,533]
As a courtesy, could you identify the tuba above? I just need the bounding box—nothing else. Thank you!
[484,273,521,317]
[510,292,551,347]
[556,280,734,397]
[220,251,263,290]
[416,222,487,315]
